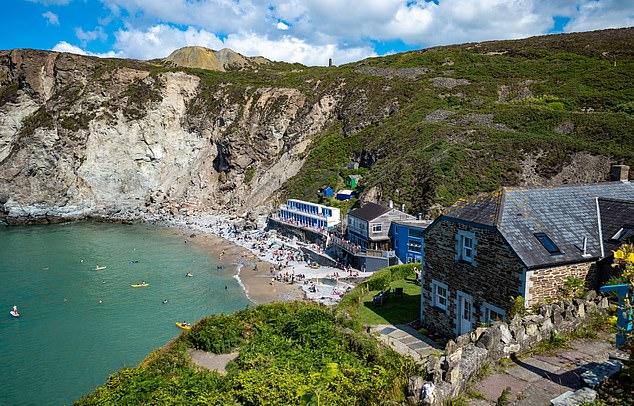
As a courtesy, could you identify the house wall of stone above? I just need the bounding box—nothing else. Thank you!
[422,217,526,337]
[526,262,598,306]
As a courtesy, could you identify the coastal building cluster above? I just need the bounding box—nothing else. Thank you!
[268,164,634,337]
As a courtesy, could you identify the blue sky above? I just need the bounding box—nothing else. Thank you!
[3,1,633,65]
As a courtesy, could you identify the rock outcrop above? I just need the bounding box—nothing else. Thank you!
[164,46,269,72]
[0,49,342,223]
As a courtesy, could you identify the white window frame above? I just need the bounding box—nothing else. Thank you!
[371,223,382,233]
[455,230,476,263]
[431,280,449,312]
[480,302,506,324]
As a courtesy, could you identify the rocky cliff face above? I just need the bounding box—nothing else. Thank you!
[0,49,343,223]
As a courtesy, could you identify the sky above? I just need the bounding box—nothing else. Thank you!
[2,0,633,66]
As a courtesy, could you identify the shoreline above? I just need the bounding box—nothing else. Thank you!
[157,222,306,305]
[3,211,371,305]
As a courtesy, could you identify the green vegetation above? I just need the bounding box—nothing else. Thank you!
[0,83,19,106]
[77,301,420,405]
[509,296,526,319]
[279,29,634,211]
[336,264,420,328]
[496,386,513,406]
[559,276,587,299]
[243,166,255,184]
[122,77,163,119]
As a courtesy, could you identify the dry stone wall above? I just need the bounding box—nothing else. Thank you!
[407,291,610,405]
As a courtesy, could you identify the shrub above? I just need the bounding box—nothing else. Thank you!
[560,276,587,299]
[187,314,245,353]
[509,296,526,318]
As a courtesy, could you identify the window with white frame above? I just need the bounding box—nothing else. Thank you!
[431,280,448,311]
[456,230,476,263]
[371,223,382,233]
[481,303,506,324]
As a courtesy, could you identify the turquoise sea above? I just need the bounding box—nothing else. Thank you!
[0,222,250,405]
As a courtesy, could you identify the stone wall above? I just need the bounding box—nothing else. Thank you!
[407,292,610,405]
[422,218,525,336]
[527,262,598,306]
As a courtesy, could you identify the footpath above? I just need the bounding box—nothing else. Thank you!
[468,334,623,406]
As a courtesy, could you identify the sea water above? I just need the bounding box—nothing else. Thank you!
[0,222,250,405]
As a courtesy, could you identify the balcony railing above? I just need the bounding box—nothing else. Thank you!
[280,205,329,219]
[330,235,395,258]
[269,214,329,236]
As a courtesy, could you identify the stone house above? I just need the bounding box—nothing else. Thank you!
[421,175,633,337]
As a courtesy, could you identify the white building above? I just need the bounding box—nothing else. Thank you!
[278,199,341,230]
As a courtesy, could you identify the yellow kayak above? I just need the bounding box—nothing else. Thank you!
[131,283,149,288]
[176,322,192,330]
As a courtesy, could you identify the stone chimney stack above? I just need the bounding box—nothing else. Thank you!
[610,164,630,182]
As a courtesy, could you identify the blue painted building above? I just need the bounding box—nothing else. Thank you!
[336,189,355,201]
[390,220,432,264]
[320,186,334,198]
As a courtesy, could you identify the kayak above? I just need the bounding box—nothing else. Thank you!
[176,322,191,330]
[9,310,20,318]
[131,283,149,288]
[95,266,107,271]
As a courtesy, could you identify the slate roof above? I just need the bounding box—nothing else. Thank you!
[444,182,634,269]
[392,219,433,230]
[446,191,503,226]
[348,202,391,221]
[598,198,634,253]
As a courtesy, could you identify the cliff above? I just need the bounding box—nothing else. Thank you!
[0,28,633,224]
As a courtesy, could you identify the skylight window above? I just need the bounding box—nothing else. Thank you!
[610,226,634,243]
[534,233,562,255]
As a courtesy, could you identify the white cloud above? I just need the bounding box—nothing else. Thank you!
[565,0,634,32]
[113,25,224,60]
[41,11,59,25]
[52,41,118,57]
[75,27,108,45]
[49,1,634,64]
[108,24,375,65]
[223,32,375,65]
[102,0,634,49]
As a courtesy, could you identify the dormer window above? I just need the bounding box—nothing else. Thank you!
[535,233,562,255]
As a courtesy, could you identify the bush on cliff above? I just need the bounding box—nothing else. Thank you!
[76,301,419,405]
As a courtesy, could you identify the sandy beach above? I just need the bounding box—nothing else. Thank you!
[157,213,373,306]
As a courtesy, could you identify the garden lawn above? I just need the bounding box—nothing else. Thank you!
[357,278,421,326]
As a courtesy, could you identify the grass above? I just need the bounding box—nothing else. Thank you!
[357,278,421,325]
[336,264,420,329]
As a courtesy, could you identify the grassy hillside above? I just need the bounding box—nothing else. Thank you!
[281,28,634,213]
[76,302,419,405]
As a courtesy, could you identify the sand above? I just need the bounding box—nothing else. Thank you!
[156,213,370,306]
[179,230,304,305]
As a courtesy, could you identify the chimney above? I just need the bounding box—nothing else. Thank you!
[417,212,422,220]
[388,200,393,209]
[328,58,333,67]
[400,203,405,212]
[610,164,630,182]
